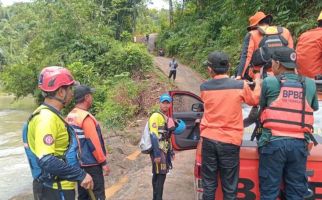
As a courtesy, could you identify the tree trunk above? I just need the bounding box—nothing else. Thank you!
[169,0,174,27]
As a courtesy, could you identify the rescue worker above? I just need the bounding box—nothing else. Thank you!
[168,57,178,81]
[149,93,176,200]
[23,66,93,200]
[66,85,110,200]
[200,52,261,200]
[296,11,322,79]
[236,11,293,80]
[259,47,319,199]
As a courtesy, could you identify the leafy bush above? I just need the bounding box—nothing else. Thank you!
[158,0,322,77]
[96,76,146,129]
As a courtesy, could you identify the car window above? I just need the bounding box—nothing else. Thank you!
[173,94,202,113]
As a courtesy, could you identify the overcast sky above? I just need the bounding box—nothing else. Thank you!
[147,0,168,10]
[1,0,32,6]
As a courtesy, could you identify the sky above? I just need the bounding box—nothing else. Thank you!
[1,0,171,9]
[147,0,168,10]
[1,0,32,6]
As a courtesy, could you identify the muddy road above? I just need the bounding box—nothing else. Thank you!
[108,54,204,200]
[10,34,204,200]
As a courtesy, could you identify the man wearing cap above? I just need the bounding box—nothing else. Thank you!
[236,11,293,80]
[200,51,261,200]
[258,47,319,199]
[149,93,176,200]
[66,85,110,200]
[296,11,322,79]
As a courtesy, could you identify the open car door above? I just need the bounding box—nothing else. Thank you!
[169,91,203,150]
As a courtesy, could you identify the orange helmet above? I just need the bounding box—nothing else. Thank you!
[38,66,75,92]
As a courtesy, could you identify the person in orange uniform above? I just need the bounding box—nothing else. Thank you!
[66,85,110,200]
[296,11,322,79]
[200,51,261,200]
[236,11,293,80]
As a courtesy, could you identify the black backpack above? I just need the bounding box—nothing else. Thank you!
[251,26,289,67]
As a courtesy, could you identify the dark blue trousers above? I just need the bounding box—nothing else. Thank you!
[259,139,308,200]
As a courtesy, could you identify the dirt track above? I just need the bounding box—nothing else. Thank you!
[109,34,204,200]
[10,34,205,200]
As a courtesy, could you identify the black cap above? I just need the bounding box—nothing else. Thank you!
[74,85,95,103]
[271,47,297,69]
[203,51,229,70]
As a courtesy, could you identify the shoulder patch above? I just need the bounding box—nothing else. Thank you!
[152,122,157,128]
[43,134,54,145]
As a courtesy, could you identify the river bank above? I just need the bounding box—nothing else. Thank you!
[0,95,36,199]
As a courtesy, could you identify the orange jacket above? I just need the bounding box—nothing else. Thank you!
[66,108,107,166]
[200,75,260,146]
[237,25,294,78]
[296,27,322,78]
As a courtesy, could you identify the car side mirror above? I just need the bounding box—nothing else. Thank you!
[192,103,204,112]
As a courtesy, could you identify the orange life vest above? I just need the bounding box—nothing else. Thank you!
[260,76,314,138]
[66,108,106,166]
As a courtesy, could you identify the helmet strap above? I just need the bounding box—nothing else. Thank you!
[48,95,66,106]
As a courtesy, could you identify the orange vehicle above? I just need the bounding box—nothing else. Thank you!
[168,84,322,200]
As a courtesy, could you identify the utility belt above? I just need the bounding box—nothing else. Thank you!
[251,123,318,146]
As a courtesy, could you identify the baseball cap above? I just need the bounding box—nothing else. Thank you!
[74,85,95,102]
[203,51,229,70]
[271,47,297,69]
[160,93,172,103]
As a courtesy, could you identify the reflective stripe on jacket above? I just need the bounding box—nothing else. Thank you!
[261,77,314,138]
[66,108,107,166]
[200,75,260,146]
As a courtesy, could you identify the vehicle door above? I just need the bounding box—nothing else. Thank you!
[169,90,203,150]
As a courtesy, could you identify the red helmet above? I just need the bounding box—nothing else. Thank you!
[38,66,75,92]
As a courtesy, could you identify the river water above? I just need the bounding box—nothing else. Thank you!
[0,95,36,199]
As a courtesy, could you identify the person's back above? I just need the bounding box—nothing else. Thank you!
[200,76,260,145]
[259,73,319,146]
[258,47,318,200]
[296,12,322,78]
[200,51,261,200]
[237,11,293,80]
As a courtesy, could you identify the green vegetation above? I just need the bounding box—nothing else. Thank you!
[158,0,322,76]
[0,0,154,129]
[3,0,319,128]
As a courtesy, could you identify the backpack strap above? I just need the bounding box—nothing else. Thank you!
[276,26,284,34]
[298,76,306,128]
